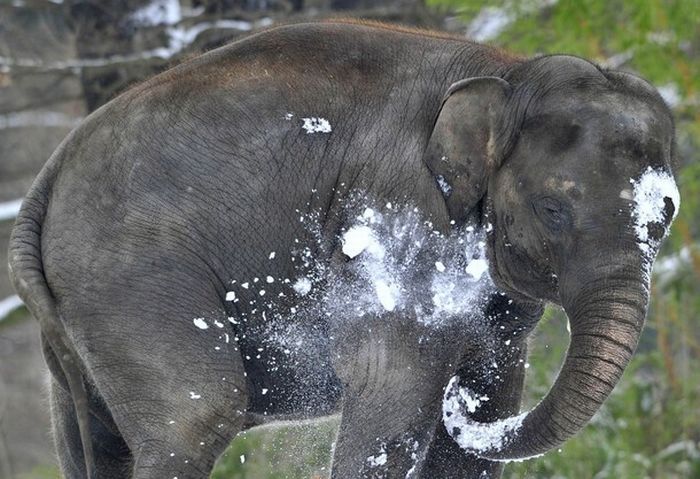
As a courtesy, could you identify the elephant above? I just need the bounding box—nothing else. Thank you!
[8,20,679,479]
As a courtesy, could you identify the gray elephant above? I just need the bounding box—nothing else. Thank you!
[8,21,679,479]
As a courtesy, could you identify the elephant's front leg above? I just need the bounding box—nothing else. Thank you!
[421,294,543,478]
[330,314,463,478]
[420,346,529,478]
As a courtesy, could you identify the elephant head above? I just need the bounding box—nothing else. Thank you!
[424,55,679,460]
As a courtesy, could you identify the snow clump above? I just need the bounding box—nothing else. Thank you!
[630,166,680,283]
[302,117,332,134]
[442,375,526,460]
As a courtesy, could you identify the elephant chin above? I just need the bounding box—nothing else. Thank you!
[442,273,649,462]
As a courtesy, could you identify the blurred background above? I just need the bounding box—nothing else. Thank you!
[0,0,698,477]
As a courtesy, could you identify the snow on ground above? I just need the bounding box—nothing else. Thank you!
[0,199,23,221]
[0,18,273,70]
[131,0,182,27]
[0,111,82,130]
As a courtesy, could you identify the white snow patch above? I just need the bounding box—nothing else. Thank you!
[301,117,332,134]
[266,276,275,283]
[0,199,23,222]
[0,18,273,71]
[342,225,376,259]
[465,259,489,280]
[131,0,182,27]
[268,251,276,259]
[366,450,387,468]
[0,295,23,322]
[293,277,312,296]
[0,111,82,130]
[435,261,446,272]
[374,280,399,312]
[467,1,558,43]
[630,167,680,259]
[189,391,201,399]
[225,291,237,301]
[443,375,525,458]
[436,175,453,197]
[657,83,682,109]
[193,318,208,330]
[467,7,512,42]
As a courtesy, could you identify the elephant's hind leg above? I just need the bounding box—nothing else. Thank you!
[50,378,132,478]
[59,284,250,479]
[109,307,248,479]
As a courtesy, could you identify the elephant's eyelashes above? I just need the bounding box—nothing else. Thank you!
[533,196,572,233]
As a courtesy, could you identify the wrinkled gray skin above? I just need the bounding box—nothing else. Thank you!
[8,22,678,479]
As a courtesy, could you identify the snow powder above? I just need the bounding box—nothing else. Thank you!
[301,117,332,134]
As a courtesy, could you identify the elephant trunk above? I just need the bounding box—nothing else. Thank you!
[443,264,649,461]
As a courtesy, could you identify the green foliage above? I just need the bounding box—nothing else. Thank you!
[17,465,61,479]
[0,305,27,330]
[212,419,337,479]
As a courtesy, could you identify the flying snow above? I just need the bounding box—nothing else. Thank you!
[329,203,495,325]
[341,225,376,259]
[192,318,208,330]
[465,258,489,280]
[292,277,312,296]
[199,196,500,423]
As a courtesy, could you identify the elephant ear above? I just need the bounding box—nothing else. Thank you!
[424,77,512,222]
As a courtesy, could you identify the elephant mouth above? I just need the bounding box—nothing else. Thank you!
[483,210,558,305]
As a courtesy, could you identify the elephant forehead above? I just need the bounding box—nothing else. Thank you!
[568,92,663,130]
[544,177,581,196]
[552,94,671,158]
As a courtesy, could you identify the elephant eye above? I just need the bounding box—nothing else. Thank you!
[533,196,572,233]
